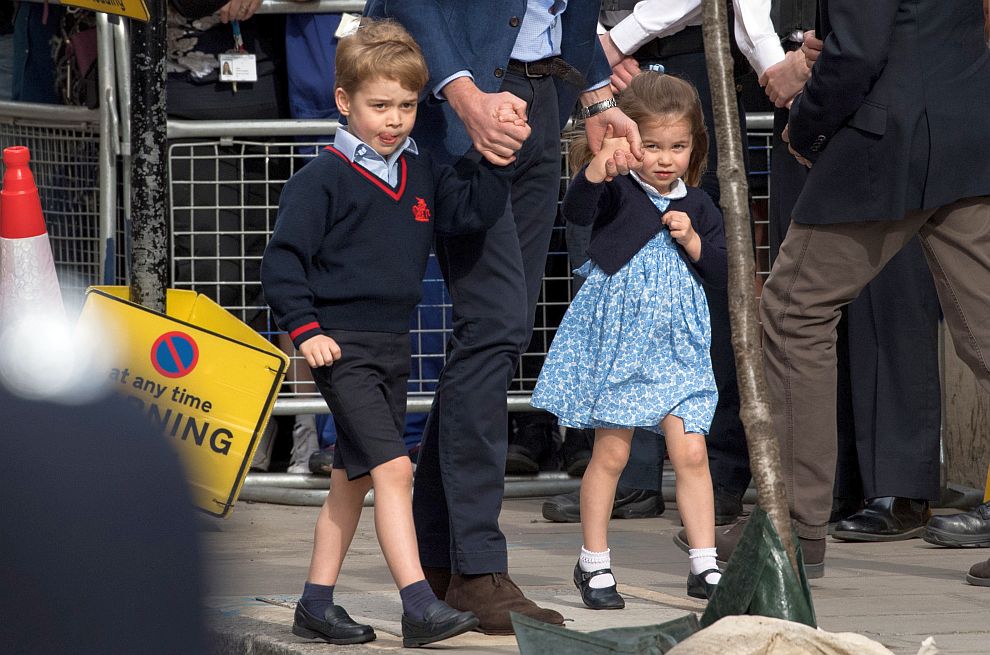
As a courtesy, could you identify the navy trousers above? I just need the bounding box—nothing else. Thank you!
[413,72,562,574]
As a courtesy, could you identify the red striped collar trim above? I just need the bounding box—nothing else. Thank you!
[324,145,407,201]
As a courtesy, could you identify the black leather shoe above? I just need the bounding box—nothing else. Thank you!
[714,490,743,526]
[401,599,479,647]
[542,486,665,523]
[673,515,825,579]
[686,568,720,600]
[832,496,931,542]
[506,413,555,475]
[611,486,665,518]
[573,562,624,609]
[827,496,863,535]
[292,603,375,645]
[924,501,990,548]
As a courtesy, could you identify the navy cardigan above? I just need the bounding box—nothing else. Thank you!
[562,168,728,289]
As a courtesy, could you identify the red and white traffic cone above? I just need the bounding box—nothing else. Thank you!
[0,146,65,328]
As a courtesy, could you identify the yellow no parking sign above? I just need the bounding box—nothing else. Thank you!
[79,287,287,517]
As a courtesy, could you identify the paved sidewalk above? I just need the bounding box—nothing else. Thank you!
[205,496,990,654]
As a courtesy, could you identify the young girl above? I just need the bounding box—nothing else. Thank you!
[531,71,727,606]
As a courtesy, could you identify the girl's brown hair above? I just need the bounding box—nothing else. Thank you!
[334,18,429,94]
[568,71,709,188]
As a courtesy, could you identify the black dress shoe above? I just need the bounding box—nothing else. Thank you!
[832,496,931,542]
[292,603,375,645]
[401,599,480,647]
[924,500,990,548]
[686,568,720,600]
[506,413,556,475]
[573,562,624,609]
[827,496,863,535]
[673,515,826,579]
[542,486,664,523]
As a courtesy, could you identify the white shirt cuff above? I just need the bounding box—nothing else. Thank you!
[607,16,656,55]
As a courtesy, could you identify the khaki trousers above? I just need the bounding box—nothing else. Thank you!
[760,196,990,539]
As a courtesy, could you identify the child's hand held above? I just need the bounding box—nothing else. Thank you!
[299,334,342,368]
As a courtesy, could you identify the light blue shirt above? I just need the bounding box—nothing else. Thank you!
[510,0,567,62]
[332,127,419,187]
[434,0,606,98]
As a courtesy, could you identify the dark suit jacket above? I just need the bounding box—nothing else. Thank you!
[364,0,613,164]
[788,0,990,224]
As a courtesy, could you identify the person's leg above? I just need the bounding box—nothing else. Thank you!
[416,73,564,633]
[918,197,990,551]
[760,210,933,539]
[581,428,634,553]
[570,427,632,610]
[917,196,990,394]
[414,73,560,575]
[307,472,373,586]
[663,416,714,551]
[663,414,720,599]
[369,456,423,588]
[848,238,942,501]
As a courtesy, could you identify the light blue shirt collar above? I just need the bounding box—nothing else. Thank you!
[333,127,418,186]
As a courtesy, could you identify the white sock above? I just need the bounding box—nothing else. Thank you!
[580,546,616,589]
[688,547,722,584]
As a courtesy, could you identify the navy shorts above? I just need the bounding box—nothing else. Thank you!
[310,330,411,480]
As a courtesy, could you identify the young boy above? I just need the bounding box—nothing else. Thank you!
[261,18,521,648]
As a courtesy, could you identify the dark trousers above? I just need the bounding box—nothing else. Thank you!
[564,48,750,496]
[413,72,561,574]
[769,108,942,506]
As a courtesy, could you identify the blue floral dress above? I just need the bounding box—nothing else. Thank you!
[531,177,717,436]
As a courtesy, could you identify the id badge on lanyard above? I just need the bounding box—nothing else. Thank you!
[219,20,257,92]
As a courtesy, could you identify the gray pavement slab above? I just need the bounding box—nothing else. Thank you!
[204,497,990,654]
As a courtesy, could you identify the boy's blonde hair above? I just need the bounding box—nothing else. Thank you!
[334,18,429,94]
[569,71,709,188]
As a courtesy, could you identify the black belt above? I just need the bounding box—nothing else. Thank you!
[507,57,588,89]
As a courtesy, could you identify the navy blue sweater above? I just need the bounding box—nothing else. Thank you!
[562,168,728,288]
[262,147,509,347]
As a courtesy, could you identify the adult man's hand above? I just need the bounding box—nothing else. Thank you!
[598,33,640,92]
[581,87,642,167]
[801,30,824,67]
[781,124,812,168]
[609,56,641,92]
[760,50,810,108]
[444,77,532,165]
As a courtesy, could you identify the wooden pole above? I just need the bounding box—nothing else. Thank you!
[701,0,798,573]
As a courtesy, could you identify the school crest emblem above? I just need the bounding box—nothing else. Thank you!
[412,197,431,223]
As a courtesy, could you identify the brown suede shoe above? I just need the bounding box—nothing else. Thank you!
[423,566,452,601]
[966,558,990,586]
[445,572,565,635]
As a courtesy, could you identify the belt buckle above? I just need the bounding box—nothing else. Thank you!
[522,61,543,78]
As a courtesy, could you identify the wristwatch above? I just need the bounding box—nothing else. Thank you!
[579,97,617,119]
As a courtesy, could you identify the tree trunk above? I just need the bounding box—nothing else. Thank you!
[129,0,169,312]
[700,0,798,573]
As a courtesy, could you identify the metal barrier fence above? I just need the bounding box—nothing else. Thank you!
[165,119,773,415]
[0,0,774,416]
